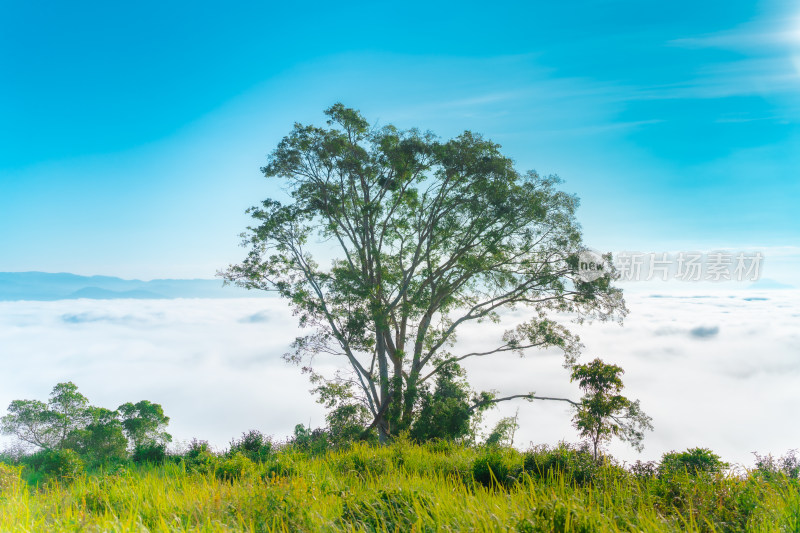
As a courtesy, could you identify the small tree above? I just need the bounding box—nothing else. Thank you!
[409,363,473,443]
[484,410,519,448]
[2,384,173,463]
[570,358,652,460]
[62,407,128,465]
[1,382,89,450]
[118,400,172,450]
[48,382,91,445]
[660,448,728,478]
[1,399,58,450]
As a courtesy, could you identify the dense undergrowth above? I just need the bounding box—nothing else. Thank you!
[0,439,798,532]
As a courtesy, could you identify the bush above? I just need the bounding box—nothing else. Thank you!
[26,449,84,481]
[182,439,218,475]
[228,430,274,462]
[472,449,519,488]
[628,460,658,479]
[523,443,597,486]
[423,439,459,456]
[659,447,728,478]
[290,424,331,455]
[132,443,167,464]
[62,414,128,467]
[261,454,298,480]
[216,452,256,481]
[336,447,390,478]
[0,463,21,492]
[753,450,800,481]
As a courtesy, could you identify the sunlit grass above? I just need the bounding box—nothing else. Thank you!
[1,443,798,532]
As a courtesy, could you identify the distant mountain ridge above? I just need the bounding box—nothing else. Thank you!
[0,272,270,301]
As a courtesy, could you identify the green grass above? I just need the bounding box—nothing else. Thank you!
[1,443,798,532]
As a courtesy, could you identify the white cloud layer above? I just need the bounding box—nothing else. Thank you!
[1,290,797,466]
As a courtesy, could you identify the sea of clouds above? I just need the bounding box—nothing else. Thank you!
[1,289,797,466]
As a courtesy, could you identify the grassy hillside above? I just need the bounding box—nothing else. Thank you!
[1,441,798,532]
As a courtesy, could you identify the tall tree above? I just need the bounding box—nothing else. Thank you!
[223,104,626,442]
[570,358,653,459]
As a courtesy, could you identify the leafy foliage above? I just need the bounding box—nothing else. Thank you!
[118,400,172,450]
[523,442,599,486]
[25,448,84,481]
[131,443,167,464]
[410,363,472,443]
[1,383,172,468]
[228,430,274,462]
[570,358,652,458]
[0,382,89,450]
[472,448,520,488]
[753,449,800,481]
[223,104,626,442]
[485,414,520,448]
[215,452,256,481]
[659,447,729,478]
[61,407,128,466]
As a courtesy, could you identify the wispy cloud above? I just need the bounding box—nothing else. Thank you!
[669,16,800,52]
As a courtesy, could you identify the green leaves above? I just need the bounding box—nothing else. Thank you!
[118,400,172,449]
[1,399,59,449]
[1,383,172,465]
[223,104,628,442]
[570,359,653,458]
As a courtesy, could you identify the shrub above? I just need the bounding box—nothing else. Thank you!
[62,408,129,467]
[523,442,597,486]
[291,424,330,455]
[753,450,800,481]
[0,463,21,492]
[326,404,374,446]
[659,447,728,478]
[423,439,459,456]
[261,454,297,480]
[336,448,390,479]
[472,449,519,488]
[132,443,167,464]
[228,430,274,462]
[183,439,218,475]
[628,459,658,479]
[26,449,84,481]
[216,452,256,481]
[409,363,472,443]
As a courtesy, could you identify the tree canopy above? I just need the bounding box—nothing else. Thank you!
[1,383,172,465]
[223,103,627,443]
[571,358,653,459]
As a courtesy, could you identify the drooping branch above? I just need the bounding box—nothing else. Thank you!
[469,394,579,414]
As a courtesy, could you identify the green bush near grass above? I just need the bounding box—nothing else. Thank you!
[23,448,84,483]
[523,442,598,486]
[658,447,729,478]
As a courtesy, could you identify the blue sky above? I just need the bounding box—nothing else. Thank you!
[1,0,798,279]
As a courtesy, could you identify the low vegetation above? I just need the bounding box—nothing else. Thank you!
[0,431,798,532]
